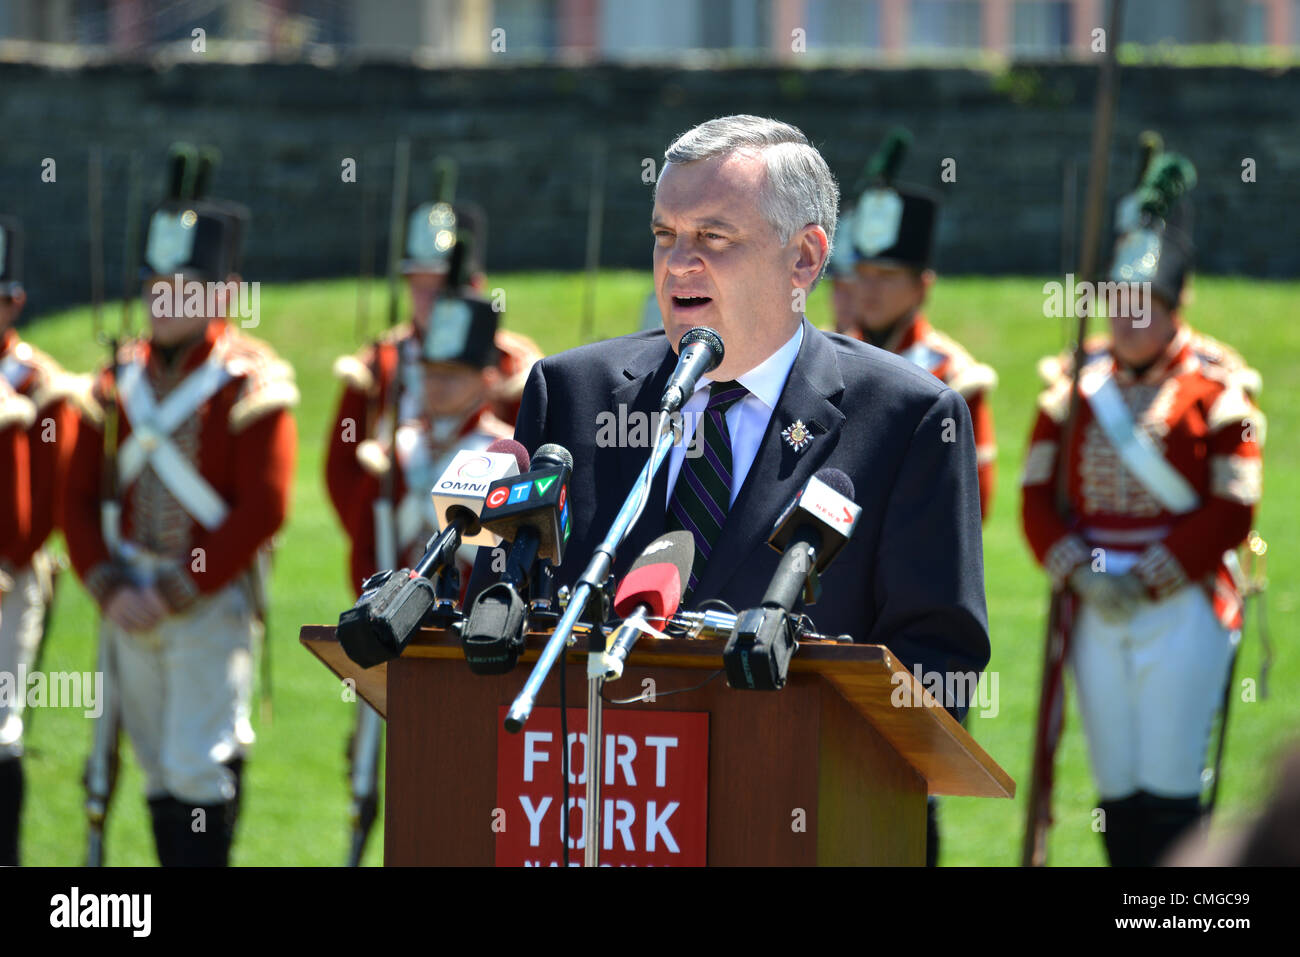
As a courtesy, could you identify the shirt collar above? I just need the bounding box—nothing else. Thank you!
[696,322,804,411]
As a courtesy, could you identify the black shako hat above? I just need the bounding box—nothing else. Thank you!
[141,143,247,282]
[834,127,939,274]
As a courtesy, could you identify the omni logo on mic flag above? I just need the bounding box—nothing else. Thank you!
[495,708,708,867]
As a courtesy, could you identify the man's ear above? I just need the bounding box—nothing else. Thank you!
[792,224,829,289]
[12,288,27,313]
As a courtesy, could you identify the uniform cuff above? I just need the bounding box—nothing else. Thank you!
[1133,542,1189,601]
[1044,534,1090,587]
[155,562,202,613]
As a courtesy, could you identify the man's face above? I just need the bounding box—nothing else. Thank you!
[652,150,825,381]
[407,270,448,335]
[420,361,488,419]
[842,262,929,334]
[144,274,215,346]
[1110,287,1176,368]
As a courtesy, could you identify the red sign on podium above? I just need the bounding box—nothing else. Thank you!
[495,707,709,867]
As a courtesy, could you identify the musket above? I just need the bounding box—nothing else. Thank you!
[346,138,410,866]
[1205,532,1269,814]
[1021,0,1125,868]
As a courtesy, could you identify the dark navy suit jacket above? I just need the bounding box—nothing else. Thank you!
[468,318,990,715]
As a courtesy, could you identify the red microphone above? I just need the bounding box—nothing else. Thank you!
[594,531,696,681]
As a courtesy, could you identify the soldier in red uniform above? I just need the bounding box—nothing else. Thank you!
[0,216,83,866]
[64,149,298,866]
[831,130,997,518]
[326,181,530,863]
[0,374,33,866]
[1020,153,1262,866]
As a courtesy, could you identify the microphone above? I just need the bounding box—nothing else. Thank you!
[337,439,527,669]
[594,531,695,681]
[723,468,862,691]
[659,327,724,413]
[461,443,574,674]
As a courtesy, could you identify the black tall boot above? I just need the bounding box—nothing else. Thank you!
[1139,792,1203,866]
[173,801,235,866]
[148,795,186,867]
[0,757,23,866]
[1098,793,1144,867]
[925,796,940,867]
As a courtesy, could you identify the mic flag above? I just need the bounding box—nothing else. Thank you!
[767,468,861,574]
[724,467,860,691]
[599,530,695,682]
[613,530,696,620]
[477,443,574,564]
[430,442,526,548]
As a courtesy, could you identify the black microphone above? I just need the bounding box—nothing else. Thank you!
[723,468,861,691]
[337,439,529,668]
[461,443,575,674]
[659,327,724,413]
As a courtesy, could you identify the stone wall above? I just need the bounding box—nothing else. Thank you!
[1,59,1295,315]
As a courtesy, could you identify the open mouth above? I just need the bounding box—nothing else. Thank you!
[671,295,713,310]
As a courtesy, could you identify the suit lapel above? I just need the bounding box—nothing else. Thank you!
[693,319,846,599]
[610,335,677,572]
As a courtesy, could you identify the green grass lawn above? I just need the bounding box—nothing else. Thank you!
[16,270,1300,866]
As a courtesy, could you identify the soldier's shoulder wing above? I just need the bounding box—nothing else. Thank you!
[0,378,36,431]
[1189,328,1262,399]
[223,333,299,433]
[923,327,998,399]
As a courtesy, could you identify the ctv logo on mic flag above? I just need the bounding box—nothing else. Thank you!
[495,708,708,867]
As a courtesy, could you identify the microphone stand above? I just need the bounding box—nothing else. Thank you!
[506,413,679,735]
[583,650,605,866]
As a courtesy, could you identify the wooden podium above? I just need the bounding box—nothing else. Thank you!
[301,625,1014,866]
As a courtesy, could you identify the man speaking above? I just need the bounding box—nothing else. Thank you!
[469,115,989,717]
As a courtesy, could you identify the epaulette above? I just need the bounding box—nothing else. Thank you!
[0,382,36,431]
[922,327,998,399]
[5,340,69,408]
[1189,329,1262,400]
[332,350,377,394]
[224,333,300,433]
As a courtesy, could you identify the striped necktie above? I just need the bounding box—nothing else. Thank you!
[666,380,749,594]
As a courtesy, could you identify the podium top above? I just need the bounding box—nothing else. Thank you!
[300,625,1014,799]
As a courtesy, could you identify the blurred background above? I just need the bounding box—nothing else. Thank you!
[3,0,1297,866]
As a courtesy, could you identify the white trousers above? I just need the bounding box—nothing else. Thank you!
[0,565,46,760]
[1070,584,1236,800]
[106,581,258,805]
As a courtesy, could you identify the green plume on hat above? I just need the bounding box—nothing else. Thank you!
[165,142,198,201]
[1136,151,1197,222]
[856,127,912,192]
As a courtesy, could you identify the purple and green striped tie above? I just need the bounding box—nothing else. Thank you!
[666,380,749,594]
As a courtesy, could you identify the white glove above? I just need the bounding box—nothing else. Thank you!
[1068,566,1148,624]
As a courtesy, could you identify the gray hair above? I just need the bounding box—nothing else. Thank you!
[659,114,839,283]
